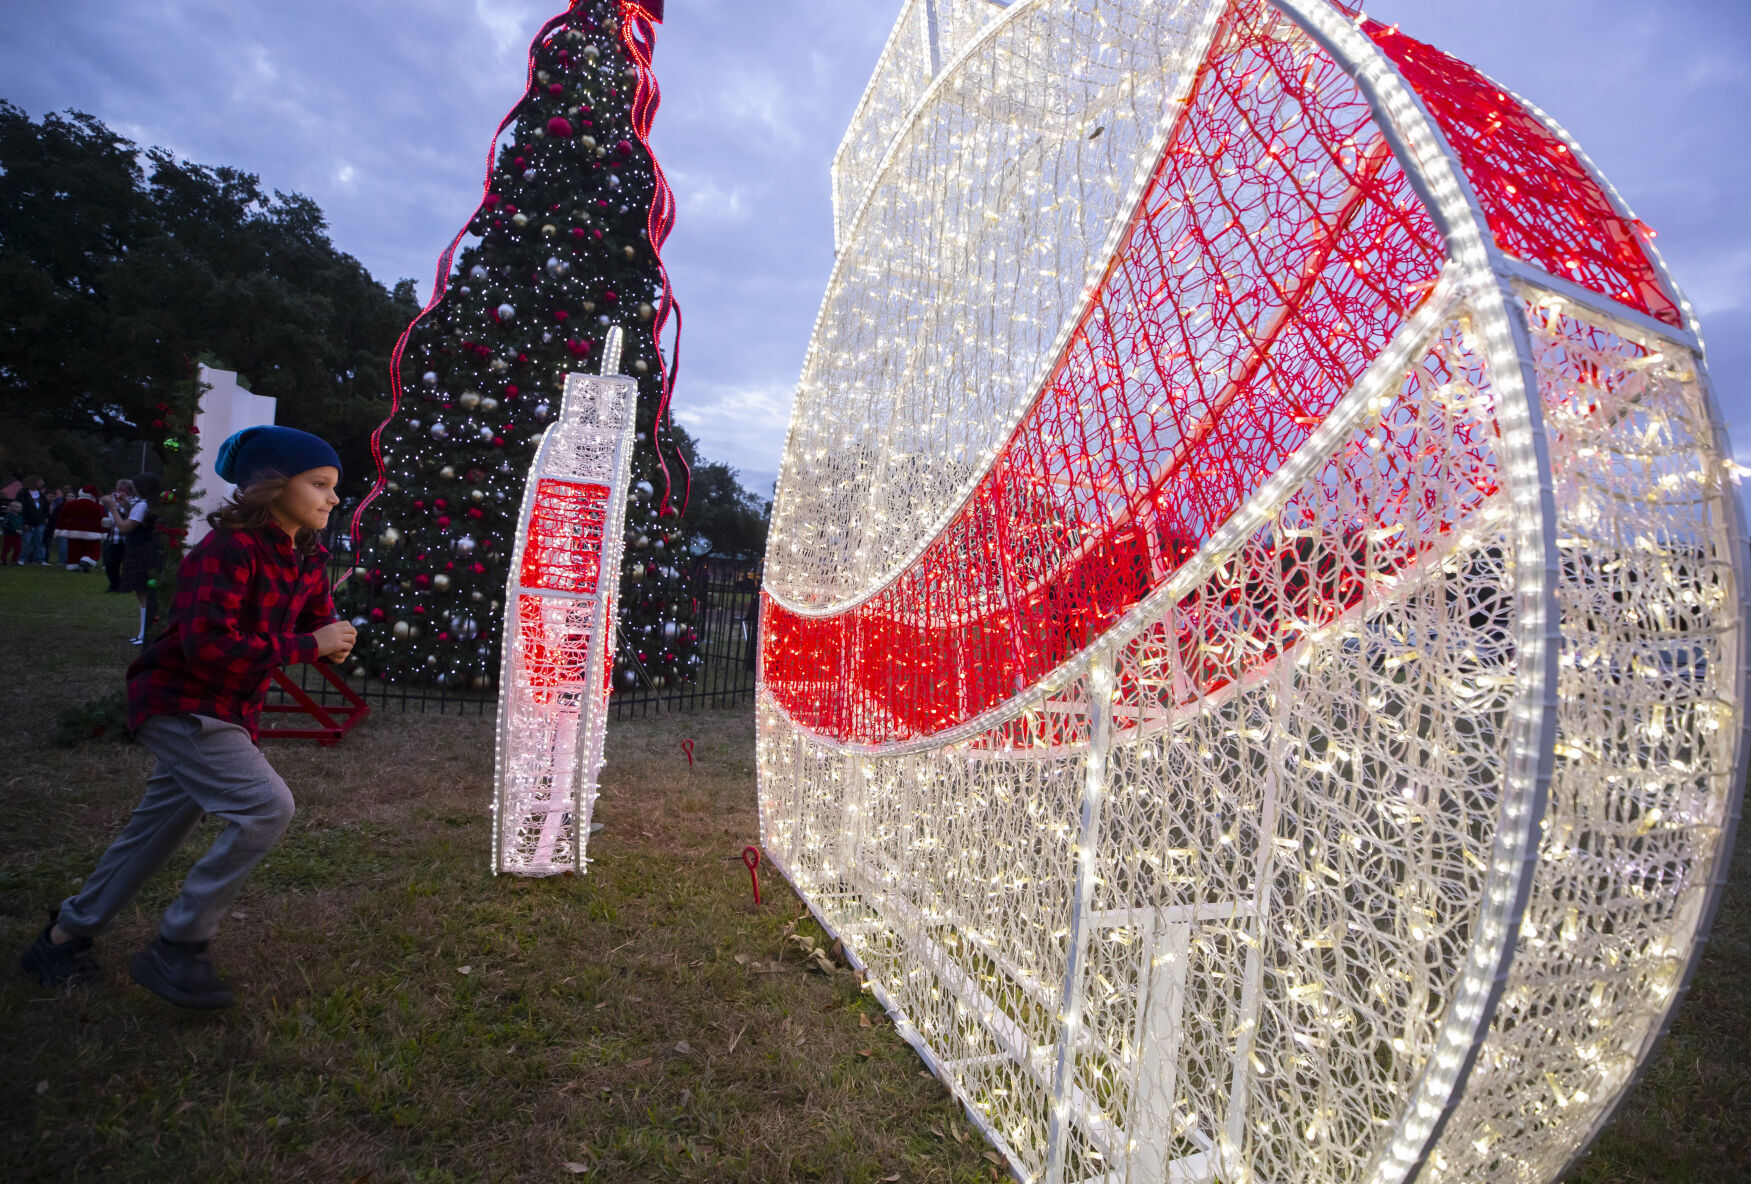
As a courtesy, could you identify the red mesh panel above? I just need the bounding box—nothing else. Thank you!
[763,1,1447,745]
[519,479,611,595]
[1365,19,1681,327]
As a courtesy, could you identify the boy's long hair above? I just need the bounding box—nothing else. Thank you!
[208,473,320,555]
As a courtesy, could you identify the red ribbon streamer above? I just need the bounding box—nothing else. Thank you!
[742,846,762,906]
[352,0,688,543]
[681,737,694,767]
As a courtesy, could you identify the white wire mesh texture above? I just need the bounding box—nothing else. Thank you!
[758,2,1748,1182]
[493,345,640,876]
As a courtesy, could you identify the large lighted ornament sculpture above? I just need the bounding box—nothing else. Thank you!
[756,2,1747,1182]
[493,328,638,876]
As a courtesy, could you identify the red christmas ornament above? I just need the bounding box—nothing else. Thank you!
[414,574,431,589]
[437,515,451,528]
[547,83,563,96]
[513,157,525,169]
[566,339,589,356]
[570,227,587,239]
[506,384,520,397]
[483,194,501,208]
[603,290,618,304]
[615,138,634,157]
[547,116,574,138]
[491,436,505,448]
[435,498,448,509]
[370,608,386,622]
[472,562,487,575]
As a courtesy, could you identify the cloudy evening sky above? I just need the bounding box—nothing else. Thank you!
[4,0,1748,498]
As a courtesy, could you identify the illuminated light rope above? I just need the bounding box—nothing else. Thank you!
[756,3,1748,1184]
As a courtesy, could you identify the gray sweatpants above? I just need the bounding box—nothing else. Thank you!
[59,713,294,944]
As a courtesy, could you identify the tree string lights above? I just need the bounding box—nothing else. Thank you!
[344,0,696,694]
[757,3,1747,1183]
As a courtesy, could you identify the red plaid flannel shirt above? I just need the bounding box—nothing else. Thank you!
[127,523,335,741]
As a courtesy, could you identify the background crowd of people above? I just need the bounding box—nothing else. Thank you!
[4,472,167,643]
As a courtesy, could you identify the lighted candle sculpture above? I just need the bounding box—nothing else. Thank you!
[493,327,637,876]
[756,3,1747,1182]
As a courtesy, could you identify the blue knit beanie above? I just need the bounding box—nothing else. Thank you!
[215,426,342,487]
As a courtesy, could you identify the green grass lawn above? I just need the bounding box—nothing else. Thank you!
[0,564,1746,1182]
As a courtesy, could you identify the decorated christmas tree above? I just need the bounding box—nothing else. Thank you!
[344,0,699,693]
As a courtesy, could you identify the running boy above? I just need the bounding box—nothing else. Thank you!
[19,427,358,1008]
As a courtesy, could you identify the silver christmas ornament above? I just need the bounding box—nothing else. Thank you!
[497,302,516,321]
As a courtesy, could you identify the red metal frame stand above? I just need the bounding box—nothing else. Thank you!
[259,662,371,746]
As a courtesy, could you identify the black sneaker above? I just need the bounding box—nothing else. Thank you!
[18,912,101,989]
[129,936,234,1010]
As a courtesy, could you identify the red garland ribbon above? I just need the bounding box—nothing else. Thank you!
[352,0,687,541]
[618,4,689,521]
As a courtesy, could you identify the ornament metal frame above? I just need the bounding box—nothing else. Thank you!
[756,2,1748,1182]
[492,328,638,876]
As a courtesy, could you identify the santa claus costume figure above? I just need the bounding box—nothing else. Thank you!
[58,486,107,571]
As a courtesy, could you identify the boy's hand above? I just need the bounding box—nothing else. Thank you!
[314,620,358,661]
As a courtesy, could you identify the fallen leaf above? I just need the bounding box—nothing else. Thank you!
[733,953,750,965]
[457,965,472,975]
[628,1057,653,1069]
[594,1002,609,1010]
[983,1152,1004,1166]
[231,910,248,920]
[858,1048,874,1058]
[881,1175,902,1182]
[35,1081,48,1095]
[726,1023,748,1054]
[859,1013,873,1028]
[177,1101,196,1115]
[674,1041,692,1055]
[628,996,643,1003]
[919,1072,934,1079]
[562,1163,592,1175]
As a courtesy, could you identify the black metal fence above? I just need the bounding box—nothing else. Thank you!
[267,554,760,722]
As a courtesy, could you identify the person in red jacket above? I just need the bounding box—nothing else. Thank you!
[18,427,358,1009]
[56,484,107,571]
